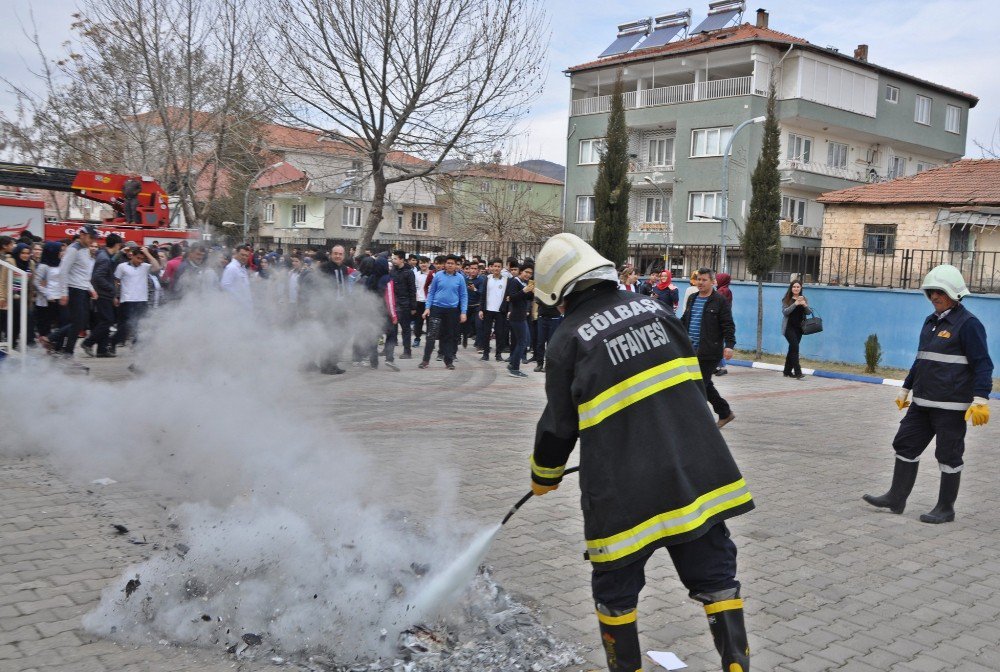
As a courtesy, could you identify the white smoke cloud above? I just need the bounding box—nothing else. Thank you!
[0,277,492,663]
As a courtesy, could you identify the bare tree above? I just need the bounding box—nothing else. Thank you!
[444,156,562,245]
[1,0,269,229]
[974,118,1000,158]
[264,0,549,252]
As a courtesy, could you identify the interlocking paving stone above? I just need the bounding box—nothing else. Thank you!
[3,355,1000,671]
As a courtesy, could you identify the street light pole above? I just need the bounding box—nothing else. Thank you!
[243,162,284,243]
[719,115,766,272]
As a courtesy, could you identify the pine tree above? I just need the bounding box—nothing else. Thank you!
[740,84,782,359]
[591,72,631,266]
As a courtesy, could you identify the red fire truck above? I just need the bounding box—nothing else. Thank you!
[0,162,199,245]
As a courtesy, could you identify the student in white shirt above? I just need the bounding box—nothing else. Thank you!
[113,244,161,349]
[221,246,253,308]
[478,258,509,361]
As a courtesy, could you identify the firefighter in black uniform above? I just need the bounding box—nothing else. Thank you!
[864,264,992,523]
[529,233,755,672]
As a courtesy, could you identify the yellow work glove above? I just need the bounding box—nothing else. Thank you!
[531,481,559,496]
[895,388,911,411]
[965,398,990,427]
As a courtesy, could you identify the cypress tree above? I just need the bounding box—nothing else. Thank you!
[740,83,782,358]
[591,72,631,266]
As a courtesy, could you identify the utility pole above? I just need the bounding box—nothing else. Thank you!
[720,116,766,271]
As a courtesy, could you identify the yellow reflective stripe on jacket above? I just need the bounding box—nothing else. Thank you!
[530,456,566,480]
[596,609,637,626]
[586,479,752,564]
[577,357,702,430]
[704,599,744,615]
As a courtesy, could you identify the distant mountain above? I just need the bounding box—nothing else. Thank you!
[515,160,565,183]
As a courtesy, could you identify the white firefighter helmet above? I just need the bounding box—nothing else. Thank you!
[921,264,970,301]
[533,233,617,306]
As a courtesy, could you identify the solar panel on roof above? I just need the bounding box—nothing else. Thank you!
[635,24,686,50]
[600,32,648,58]
[691,8,739,33]
[599,18,651,58]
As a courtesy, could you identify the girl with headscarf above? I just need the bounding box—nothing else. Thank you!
[651,270,679,312]
[10,243,36,348]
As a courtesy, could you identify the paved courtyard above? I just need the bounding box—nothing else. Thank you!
[2,351,1000,671]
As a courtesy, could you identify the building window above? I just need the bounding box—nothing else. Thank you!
[781,196,807,225]
[342,205,361,228]
[688,191,721,221]
[914,95,931,125]
[576,195,596,222]
[916,162,935,173]
[787,133,813,163]
[863,224,896,255]
[945,105,961,134]
[579,139,604,165]
[480,181,491,192]
[949,226,970,253]
[411,212,429,231]
[396,213,404,230]
[478,202,488,214]
[827,142,848,169]
[350,159,363,173]
[291,203,307,225]
[885,85,899,103]
[690,127,733,157]
[263,203,275,223]
[648,138,674,167]
[644,196,665,223]
[888,155,907,180]
[509,183,519,192]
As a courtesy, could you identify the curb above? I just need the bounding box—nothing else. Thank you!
[728,359,1000,400]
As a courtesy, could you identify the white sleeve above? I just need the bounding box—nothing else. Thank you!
[114,263,126,280]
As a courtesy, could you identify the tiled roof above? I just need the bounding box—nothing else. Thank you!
[448,163,563,185]
[817,160,1000,206]
[251,161,307,189]
[262,124,428,167]
[567,23,977,104]
[568,24,808,72]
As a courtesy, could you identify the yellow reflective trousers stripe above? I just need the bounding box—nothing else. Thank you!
[530,456,566,480]
[586,479,752,564]
[704,598,744,615]
[577,357,702,430]
[595,609,637,626]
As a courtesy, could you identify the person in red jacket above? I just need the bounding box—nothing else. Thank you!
[714,272,733,376]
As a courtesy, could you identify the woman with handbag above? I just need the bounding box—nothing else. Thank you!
[781,280,808,379]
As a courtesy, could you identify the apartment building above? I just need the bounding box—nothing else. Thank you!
[563,4,978,249]
[253,124,442,246]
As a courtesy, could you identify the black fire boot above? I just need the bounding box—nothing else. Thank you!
[862,458,919,514]
[596,604,643,672]
[920,471,961,524]
[693,588,750,672]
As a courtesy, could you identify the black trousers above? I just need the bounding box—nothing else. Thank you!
[84,297,117,353]
[36,303,58,338]
[480,310,507,358]
[51,288,91,355]
[412,301,426,339]
[783,329,802,376]
[422,306,460,364]
[698,356,732,419]
[893,404,968,470]
[114,301,149,346]
[592,523,739,610]
[124,196,140,224]
[463,304,479,345]
[536,315,563,365]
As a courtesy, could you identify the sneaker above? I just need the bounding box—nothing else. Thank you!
[37,335,53,352]
[108,344,117,356]
[446,363,456,370]
[413,338,421,347]
[385,361,400,372]
[436,355,443,361]
[95,351,117,358]
[715,367,728,376]
[320,365,346,375]
[82,343,95,358]
[717,413,736,429]
[480,354,489,361]
[418,361,429,369]
[399,352,412,360]
[533,364,544,373]
[508,369,528,378]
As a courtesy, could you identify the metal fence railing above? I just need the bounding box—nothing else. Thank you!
[0,258,29,359]
[255,237,1000,295]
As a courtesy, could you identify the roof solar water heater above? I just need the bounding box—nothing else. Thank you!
[599,18,651,58]
[691,8,739,33]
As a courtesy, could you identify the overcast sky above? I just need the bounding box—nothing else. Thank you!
[3,0,998,166]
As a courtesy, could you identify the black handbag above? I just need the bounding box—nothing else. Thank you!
[801,310,823,335]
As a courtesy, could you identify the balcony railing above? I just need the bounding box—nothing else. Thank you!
[780,159,870,183]
[571,75,755,117]
[628,161,675,174]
